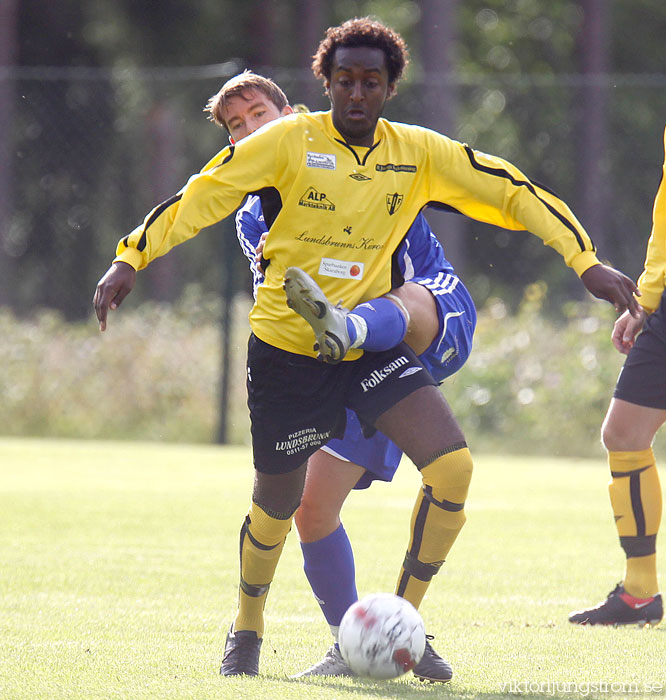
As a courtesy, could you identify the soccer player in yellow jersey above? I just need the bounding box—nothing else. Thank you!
[569,127,666,626]
[94,17,639,676]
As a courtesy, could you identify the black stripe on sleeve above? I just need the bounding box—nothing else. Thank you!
[463,144,592,253]
[135,193,182,252]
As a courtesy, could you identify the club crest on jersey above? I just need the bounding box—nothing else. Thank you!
[386,192,404,215]
[306,151,336,170]
[299,187,335,211]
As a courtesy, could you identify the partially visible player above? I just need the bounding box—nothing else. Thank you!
[569,127,666,626]
[206,70,475,681]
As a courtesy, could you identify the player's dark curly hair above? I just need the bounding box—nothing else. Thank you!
[312,17,409,85]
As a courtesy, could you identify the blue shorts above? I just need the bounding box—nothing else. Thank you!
[323,276,476,488]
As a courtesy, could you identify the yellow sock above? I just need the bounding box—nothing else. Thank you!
[234,501,293,636]
[396,445,473,609]
[608,449,661,597]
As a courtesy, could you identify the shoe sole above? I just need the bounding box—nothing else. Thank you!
[283,268,348,363]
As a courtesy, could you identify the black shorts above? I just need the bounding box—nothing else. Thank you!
[246,334,437,474]
[614,290,666,409]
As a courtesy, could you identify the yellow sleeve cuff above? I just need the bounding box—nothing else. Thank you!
[636,288,662,314]
[570,250,602,277]
[113,247,144,271]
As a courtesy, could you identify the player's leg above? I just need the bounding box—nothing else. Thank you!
[388,281,439,355]
[375,385,470,682]
[222,464,308,673]
[291,449,365,678]
[221,335,345,676]
[284,267,410,362]
[569,309,666,626]
[569,398,665,626]
[296,449,365,630]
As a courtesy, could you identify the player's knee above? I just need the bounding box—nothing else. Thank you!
[420,444,473,505]
[248,499,294,545]
[420,445,473,488]
[601,418,643,452]
[293,494,338,542]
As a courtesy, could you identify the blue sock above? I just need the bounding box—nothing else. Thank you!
[301,523,358,635]
[345,297,407,351]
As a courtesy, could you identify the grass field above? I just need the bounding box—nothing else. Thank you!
[1,437,664,700]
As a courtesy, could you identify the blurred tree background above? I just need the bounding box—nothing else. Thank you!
[3,0,666,318]
[2,0,666,448]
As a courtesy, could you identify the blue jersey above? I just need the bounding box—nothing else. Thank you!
[236,195,476,487]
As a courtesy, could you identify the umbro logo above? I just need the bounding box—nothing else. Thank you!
[349,172,371,181]
[399,367,423,379]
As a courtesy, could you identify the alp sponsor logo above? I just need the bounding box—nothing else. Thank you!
[376,163,417,173]
[360,356,410,392]
[299,187,335,211]
[349,172,371,181]
[306,152,336,170]
[386,192,404,215]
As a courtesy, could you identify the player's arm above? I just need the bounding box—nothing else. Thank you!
[636,127,666,314]
[429,134,639,315]
[236,195,269,294]
[94,121,289,330]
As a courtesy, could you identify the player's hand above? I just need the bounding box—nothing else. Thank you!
[611,307,647,355]
[255,232,268,274]
[93,261,136,331]
[580,263,641,317]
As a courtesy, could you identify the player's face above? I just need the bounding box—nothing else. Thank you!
[326,46,394,147]
[220,88,292,143]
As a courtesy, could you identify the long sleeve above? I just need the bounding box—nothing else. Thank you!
[637,128,666,313]
[421,129,599,276]
[113,118,290,271]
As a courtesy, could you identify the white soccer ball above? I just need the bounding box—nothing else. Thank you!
[338,593,426,679]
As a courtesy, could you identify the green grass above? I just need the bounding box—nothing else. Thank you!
[1,438,664,699]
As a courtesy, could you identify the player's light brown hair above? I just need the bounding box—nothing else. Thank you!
[205,70,289,131]
[312,16,409,86]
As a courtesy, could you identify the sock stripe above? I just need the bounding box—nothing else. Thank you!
[401,550,443,582]
[423,485,464,512]
[620,534,657,558]
[629,473,646,536]
[241,516,282,552]
[240,577,270,598]
[396,571,409,597]
[610,464,652,478]
[409,492,430,557]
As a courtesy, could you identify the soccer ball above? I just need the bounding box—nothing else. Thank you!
[338,593,426,679]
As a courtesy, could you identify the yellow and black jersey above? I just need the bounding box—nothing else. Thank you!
[637,127,666,313]
[115,110,600,357]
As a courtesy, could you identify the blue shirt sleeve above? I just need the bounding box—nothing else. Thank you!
[235,194,268,297]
